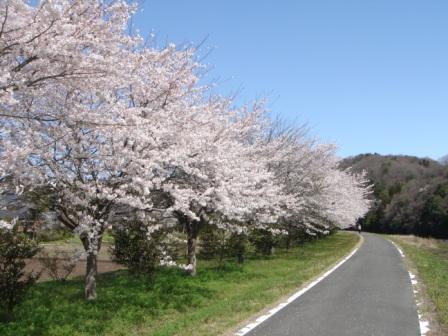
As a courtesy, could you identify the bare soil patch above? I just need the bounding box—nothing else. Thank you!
[25,242,124,281]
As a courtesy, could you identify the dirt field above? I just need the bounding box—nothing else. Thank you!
[26,242,124,281]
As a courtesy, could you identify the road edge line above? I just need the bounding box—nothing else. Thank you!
[388,239,430,336]
[234,232,363,336]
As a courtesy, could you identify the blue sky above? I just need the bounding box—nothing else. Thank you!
[133,0,448,159]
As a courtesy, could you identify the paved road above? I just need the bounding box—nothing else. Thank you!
[246,233,420,336]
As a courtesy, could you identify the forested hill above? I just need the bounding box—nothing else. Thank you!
[341,154,448,238]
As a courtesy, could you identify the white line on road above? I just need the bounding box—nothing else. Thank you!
[390,241,405,257]
[389,240,430,336]
[235,237,361,336]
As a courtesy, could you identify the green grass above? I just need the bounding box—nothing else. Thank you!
[389,236,448,330]
[0,232,358,336]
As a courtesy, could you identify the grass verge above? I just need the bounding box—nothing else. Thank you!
[0,231,358,336]
[388,235,448,335]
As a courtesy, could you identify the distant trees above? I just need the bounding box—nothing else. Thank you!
[418,183,448,237]
[1,0,372,300]
[344,154,448,238]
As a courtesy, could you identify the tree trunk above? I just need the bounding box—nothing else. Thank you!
[81,235,102,300]
[85,251,98,300]
[185,219,200,276]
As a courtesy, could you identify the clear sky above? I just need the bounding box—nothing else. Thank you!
[132,0,448,160]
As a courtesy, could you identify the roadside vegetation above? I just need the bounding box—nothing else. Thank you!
[389,235,448,334]
[0,232,358,336]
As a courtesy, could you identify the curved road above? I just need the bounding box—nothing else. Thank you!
[246,233,420,336]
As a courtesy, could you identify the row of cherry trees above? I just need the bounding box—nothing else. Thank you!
[0,0,372,300]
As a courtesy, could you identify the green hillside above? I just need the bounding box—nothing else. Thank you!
[341,154,448,238]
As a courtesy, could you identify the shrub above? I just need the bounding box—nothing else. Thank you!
[111,221,161,275]
[36,228,73,242]
[0,222,41,321]
[277,229,301,250]
[249,229,276,256]
[199,226,251,263]
[199,225,229,262]
[227,233,249,263]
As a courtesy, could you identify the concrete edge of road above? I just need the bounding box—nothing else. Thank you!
[388,239,430,336]
[232,232,364,336]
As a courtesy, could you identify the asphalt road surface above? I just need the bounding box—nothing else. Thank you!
[246,233,420,336]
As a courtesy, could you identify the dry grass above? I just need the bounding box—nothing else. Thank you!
[393,235,442,250]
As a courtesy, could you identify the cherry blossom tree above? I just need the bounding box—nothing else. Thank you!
[317,167,372,229]
[261,121,372,237]
[0,0,139,300]
[139,99,287,275]
[0,0,201,299]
